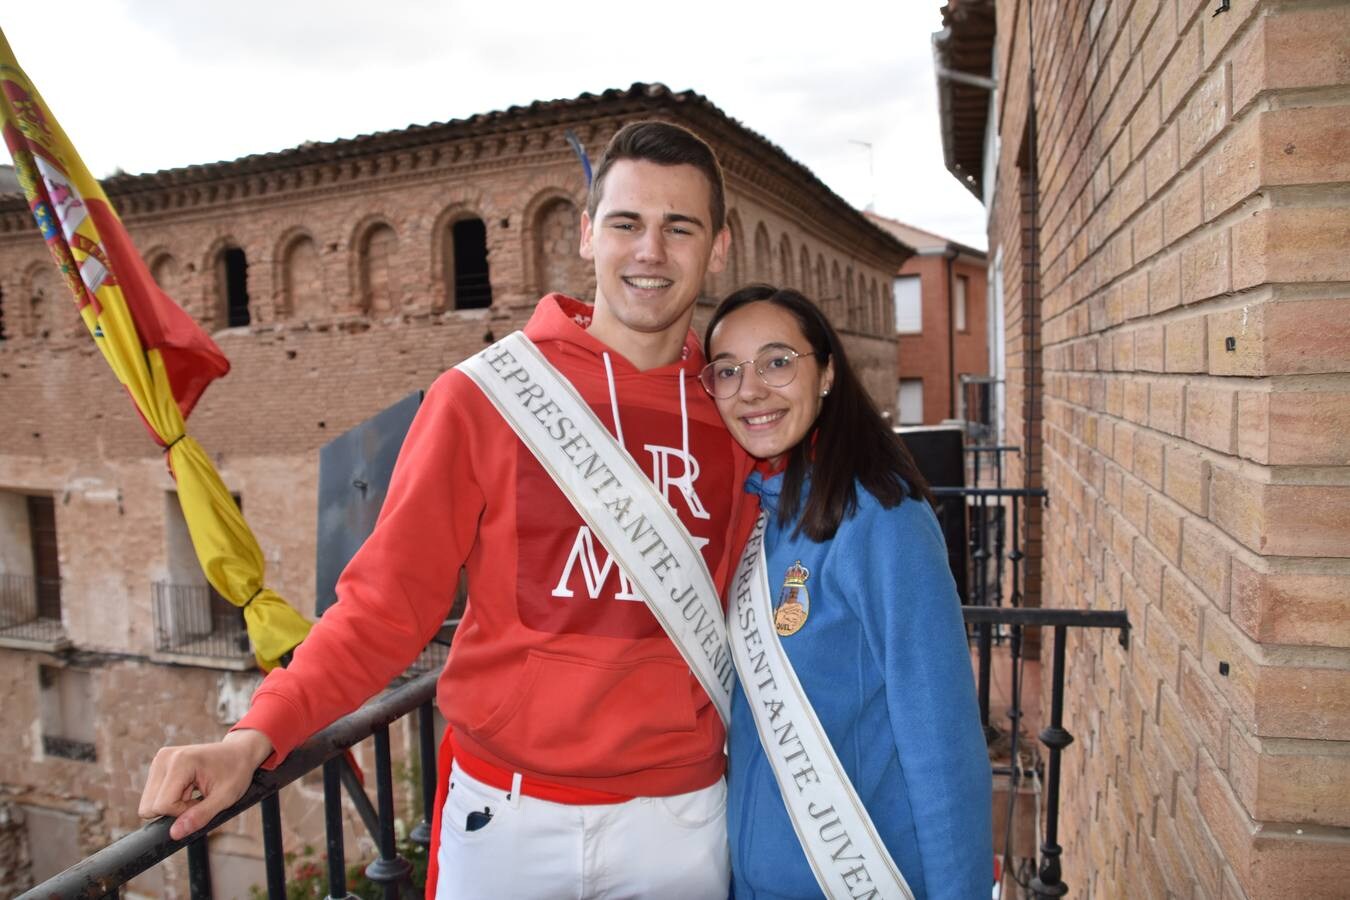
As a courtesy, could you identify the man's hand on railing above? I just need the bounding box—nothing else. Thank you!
[138,728,275,841]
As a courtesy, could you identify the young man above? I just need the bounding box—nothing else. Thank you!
[139,121,753,899]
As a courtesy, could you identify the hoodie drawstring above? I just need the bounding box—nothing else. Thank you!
[601,351,692,478]
[602,352,626,448]
[678,371,690,466]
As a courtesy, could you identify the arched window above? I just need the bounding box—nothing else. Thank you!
[283,235,324,319]
[724,211,744,293]
[150,253,183,305]
[778,235,793,288]
[831,261,844,324]
[0,284,6,341]
[815,255,828,306]
[360,224,399,313]
[857,272,869,332]
[214,245,250,328]
[533,198,590,300]
[870,277,883,333]
[442,217,492,310]
[845,267,856,329]
[799,246,812,297]
[754,224,772,283]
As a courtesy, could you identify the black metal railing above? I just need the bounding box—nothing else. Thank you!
[151,581,250,659]
[19,669,440,900]
[932,484,1042,612]
[965,443,1020,490]
[20,484,1126,900]
[0,572,65,643]
[958,374,1003,445]
[932,481,1129,897]
[18,602,1128,900]
[964,605,1129,899]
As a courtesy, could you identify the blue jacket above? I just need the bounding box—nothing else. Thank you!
[728,471,993,899]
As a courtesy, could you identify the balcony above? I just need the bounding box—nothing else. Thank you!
[16,478,1128,900]
[0,572,69,651]
[150,581,252,669]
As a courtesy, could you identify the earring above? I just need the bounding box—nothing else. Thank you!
[821,389,830,397]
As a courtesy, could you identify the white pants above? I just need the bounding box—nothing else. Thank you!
[435,761,730,899]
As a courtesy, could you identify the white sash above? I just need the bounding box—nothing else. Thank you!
[730,513,915,900]
[458,332,732,726]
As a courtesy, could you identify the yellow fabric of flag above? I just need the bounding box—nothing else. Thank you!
[0,29,309,669]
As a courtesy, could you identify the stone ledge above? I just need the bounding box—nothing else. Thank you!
[148,650,255,672]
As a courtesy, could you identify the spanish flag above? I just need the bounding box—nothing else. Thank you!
[0,29,310,670]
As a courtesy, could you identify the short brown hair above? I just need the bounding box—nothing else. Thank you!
[586,121,726,233]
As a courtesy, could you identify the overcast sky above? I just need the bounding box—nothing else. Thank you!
[3,0,987,249]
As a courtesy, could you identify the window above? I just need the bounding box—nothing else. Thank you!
[360,224,399,313]
[150,253,188,314]
[28,495,61,621]
[901,377,923,423]
[893,276,922,334]
[533,198,591,299]
[955,274,969,332]
[452,218,492,309]
[38,665,96,761]
[215,246,250,328]
[724,212,743,292]
[283,235,324,318]
[24,805,84,882]
[0,492,65,645]
[898,379,924,425]
[153,491,249,662]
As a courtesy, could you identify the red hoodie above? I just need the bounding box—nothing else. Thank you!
[237,294,755,796]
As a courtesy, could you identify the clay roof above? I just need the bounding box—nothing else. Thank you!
[864,211,984,260]
[934,0,997,199]
[0,83,911,268]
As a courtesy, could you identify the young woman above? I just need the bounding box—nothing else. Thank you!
[702,285,992,899]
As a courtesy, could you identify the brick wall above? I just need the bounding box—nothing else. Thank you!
[895,252,991,424]
[989,0,1350,896]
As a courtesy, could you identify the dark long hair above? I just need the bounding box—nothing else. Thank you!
[704,285,933,541]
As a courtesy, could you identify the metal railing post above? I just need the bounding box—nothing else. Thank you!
[364,725,413,899]
[260,794,285,900]
[1031,625,1072,898]
[410,700,438,847]
[186,836,212,899]
[323,757,358,900]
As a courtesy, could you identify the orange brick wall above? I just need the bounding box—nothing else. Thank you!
[895,252,990,424]
[989,0,1350,896]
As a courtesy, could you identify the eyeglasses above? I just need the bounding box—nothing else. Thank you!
[698,348,822,399]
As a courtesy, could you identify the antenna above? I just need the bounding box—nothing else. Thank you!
[849,139,875,211]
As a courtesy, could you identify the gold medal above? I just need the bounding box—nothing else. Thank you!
[774,560,811,636]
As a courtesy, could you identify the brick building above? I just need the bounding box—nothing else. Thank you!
[938,0,1350,896]
[0,84,910,895]
[867,212,991,426]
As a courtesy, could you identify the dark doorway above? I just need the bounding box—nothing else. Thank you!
[223,247,250,327]
[452,219,492,310]
[27,495,61,620]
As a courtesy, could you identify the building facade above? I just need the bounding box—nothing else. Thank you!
[0,84,910,895]
[938,0,1350,896]
[867,212,991,427]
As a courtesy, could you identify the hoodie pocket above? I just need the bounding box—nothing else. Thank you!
[471,649,704,775]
